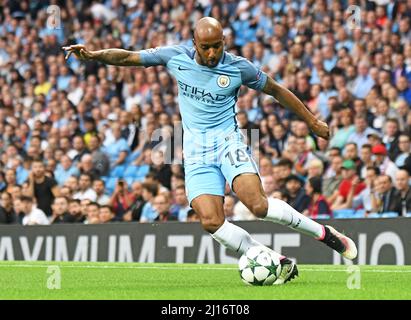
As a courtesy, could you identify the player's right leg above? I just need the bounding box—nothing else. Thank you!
[185,163,281,258]
[191,194,266,254]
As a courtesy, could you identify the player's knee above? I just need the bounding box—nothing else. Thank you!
[201,215,225,233]
[249,197,268,219]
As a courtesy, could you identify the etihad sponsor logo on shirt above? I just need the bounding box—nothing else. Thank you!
[177,80,227,102]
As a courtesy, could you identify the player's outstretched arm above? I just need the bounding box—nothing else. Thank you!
[62,44,142,66]
[262,76,330,140]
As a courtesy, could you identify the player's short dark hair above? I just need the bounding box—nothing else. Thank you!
[69,199,81,205]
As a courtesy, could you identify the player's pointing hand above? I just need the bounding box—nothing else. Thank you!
[310,120,330,140]
[62,44,95,61]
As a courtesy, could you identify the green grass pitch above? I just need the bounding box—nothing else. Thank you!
[0,261,410,300]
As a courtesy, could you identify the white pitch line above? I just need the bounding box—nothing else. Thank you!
[0,264,410,273]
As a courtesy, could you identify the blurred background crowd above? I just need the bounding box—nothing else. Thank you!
[0,0,411,225]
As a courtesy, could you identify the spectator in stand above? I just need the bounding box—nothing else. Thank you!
[73,173,97,201]
[99,205,117,223]
[383,118,401,161]
[139,182,159,223]
[284,175,310,213]
[84,202,100,225]
[359,144,374,179]
[223,195,237,221]
[20,195,50,226]
[78,154,100,180]
[123,182,145,222]
[351,61,375,99]
[352,166,380,216]
[187,209,200,222]
[0,191,17,224]
[303,176,332,219]
[391,169,411,216]
[54,155,79,186]
[372,144,399,181]
[332,160,366,211]
[67,199,84,223]
[93,179,110,206]
[395,134,411,168]
[1,168,19,194]
[153,194,177,222]
[25,159,59,217]
[306,159,324,179]
[171,185,190,222]
[104,122,130,169]
[274,158,293,190]
[329,108,355,149]
[50,196,70,224]
[371,174,397,215]
[322,155,343,204]
[109,179,135,220]
[347,114,380,150]
[88,135,110,177]
[68,135,89,165]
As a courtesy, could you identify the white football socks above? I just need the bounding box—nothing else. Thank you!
[211,220,264,255]
[264,198,325,239]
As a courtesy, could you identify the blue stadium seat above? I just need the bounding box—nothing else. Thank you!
[367,213,381,218]
[123,165,139,178]
[106,177,118,194]
[332,209,356,219]
[110,165,126,178]
[136,165,150,179]
[126,150,142,164]
[124,177,135,186]
[380,212,399,218]
[315,214,331,220]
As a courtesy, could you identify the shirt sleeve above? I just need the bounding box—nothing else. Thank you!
[236,58,268,90]
[139,45,183,67]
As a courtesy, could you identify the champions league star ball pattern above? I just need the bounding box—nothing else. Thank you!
[238,246,282,286]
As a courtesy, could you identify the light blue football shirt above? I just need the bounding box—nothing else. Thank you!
[140,45,268,162]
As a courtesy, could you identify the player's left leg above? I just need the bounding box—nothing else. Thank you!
[232,174,357,260]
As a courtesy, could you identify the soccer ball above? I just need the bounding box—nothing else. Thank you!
[238,246,282,286]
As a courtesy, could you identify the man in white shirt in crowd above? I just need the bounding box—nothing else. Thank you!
[20,195,50,225]
[73,173,97,201]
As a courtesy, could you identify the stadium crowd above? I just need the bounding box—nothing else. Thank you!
[1,0,411,225]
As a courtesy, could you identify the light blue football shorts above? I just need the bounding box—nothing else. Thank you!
[184,128,259,205]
